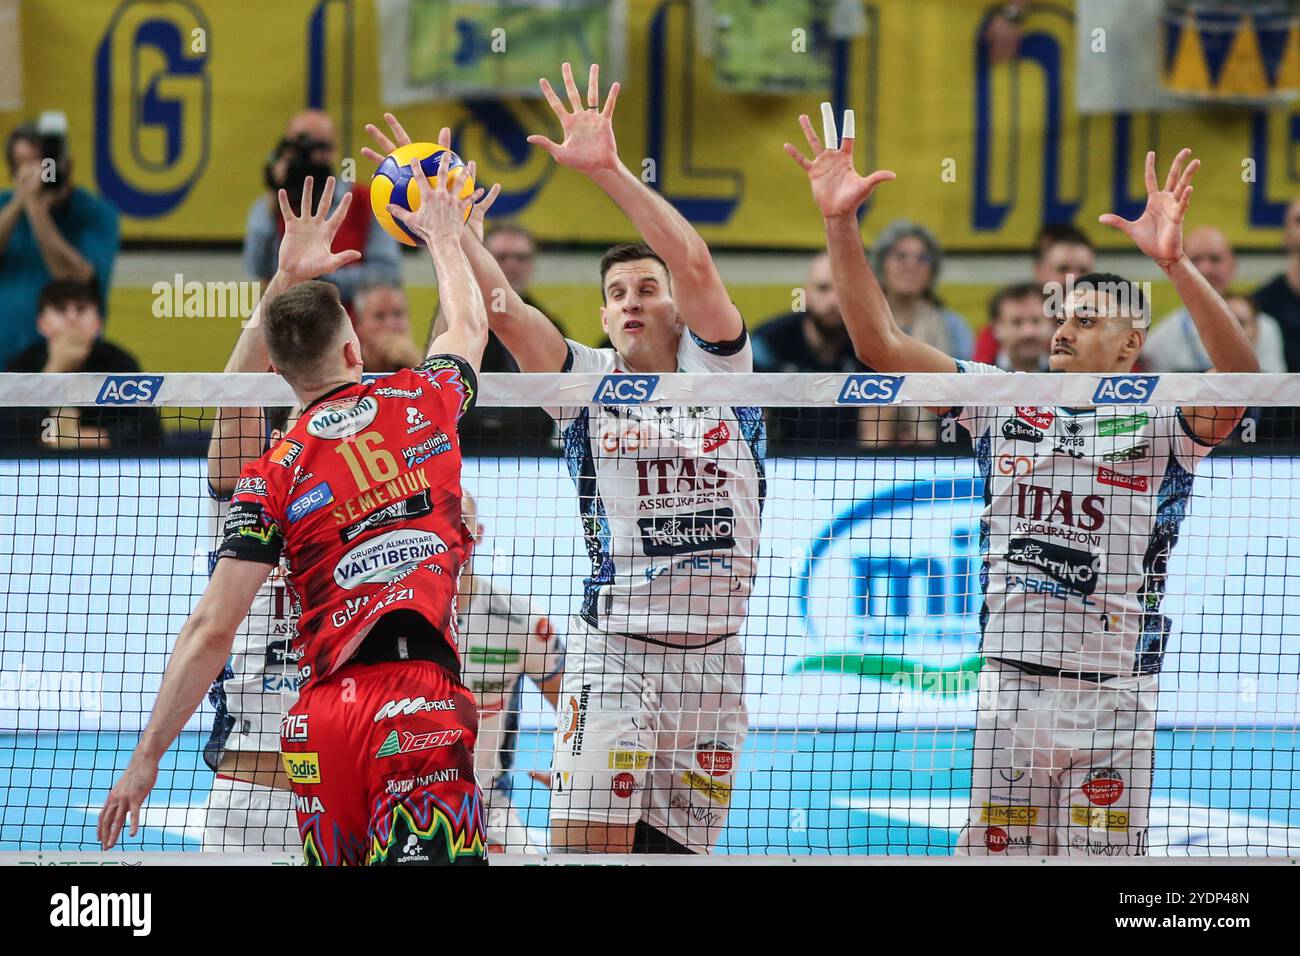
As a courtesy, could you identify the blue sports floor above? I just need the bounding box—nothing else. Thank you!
[2,729,1297,856]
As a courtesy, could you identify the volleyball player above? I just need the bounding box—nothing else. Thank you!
[100,154,490,865]
[788,109,1258,855]
[362,61,763,854]
[197,177,357,852]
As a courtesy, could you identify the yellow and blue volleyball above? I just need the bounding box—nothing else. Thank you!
[370,142,476,246]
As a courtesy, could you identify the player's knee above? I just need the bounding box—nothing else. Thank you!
[550,818,635,853]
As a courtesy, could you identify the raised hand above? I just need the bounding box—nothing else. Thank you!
[1100,149,1198,268]
[785,103,896,221]
[467,182,501,243]
[526,62,621,176]
[276,175,361,282]
[387,150,478,245]
[361,111,424,167]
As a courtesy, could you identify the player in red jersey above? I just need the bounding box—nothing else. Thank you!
[99,152,491,866]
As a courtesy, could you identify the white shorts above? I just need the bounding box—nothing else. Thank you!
[956,660,1157,857]
[549,621,747,853]
[202,774,301,852]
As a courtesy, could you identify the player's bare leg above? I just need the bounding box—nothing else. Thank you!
[550,820,635,853]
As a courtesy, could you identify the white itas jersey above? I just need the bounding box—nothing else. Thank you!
[457,579,565,787]
[551,333,766,640]
[203,491,301,767]
[950,361,1215,676]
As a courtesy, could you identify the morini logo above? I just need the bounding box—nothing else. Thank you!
[96,376,164,405]
[594,375,659,404]
[837,374,904,405]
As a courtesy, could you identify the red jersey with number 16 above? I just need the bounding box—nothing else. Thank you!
[216,355,477,692]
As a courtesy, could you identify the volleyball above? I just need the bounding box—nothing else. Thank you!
[369,142,476,246]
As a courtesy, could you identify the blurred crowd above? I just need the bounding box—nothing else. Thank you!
[1,106,1296,456]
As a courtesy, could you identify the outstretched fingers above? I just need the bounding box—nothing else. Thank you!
[784,142,813,171]
[561,62,585,114]
[1143,150,1158,195]
[1163,147,1192,194]
[1173,156,1200,201]
[602,81,621,119]
[538,76,569,122]
[798,113,823,155]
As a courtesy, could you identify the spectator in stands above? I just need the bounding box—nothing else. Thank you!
[0,117,119,369]
[1250,199,1300,372]
[243,110,400,308]
[865,220,972,445]
[3,280,161,452]
[752,251,868,450]
[988,282,1052,372]
[352,279,421,372]
[972,223,1096,365]
[478,221,566,370]
[1148,227,1286,372]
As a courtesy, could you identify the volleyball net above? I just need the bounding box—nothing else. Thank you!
[0,370,1297,859]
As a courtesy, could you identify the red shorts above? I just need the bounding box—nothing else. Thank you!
[279,658,486,866]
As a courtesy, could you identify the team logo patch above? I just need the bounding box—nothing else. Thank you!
[281,752,321,784]
[1015,406,1054,429]
[332,528,448,589]
[638,509,736,556]
[1097,467,1149,491]
[338,489,433,543]
[287,481,335,523]
[702,421,730,453]
[695,741,735,777]
[269,439,303,467]
[1101,442,1149,463]
[233,476,267,497]
[306,396,379,439]
[1002,419,1044,443]
[1098,413,1149,437]
[1081,768,1125,807]
[1006,537,1101,595]
[401,431,452,468]
[373,696,456,722]
[374,728,463,758]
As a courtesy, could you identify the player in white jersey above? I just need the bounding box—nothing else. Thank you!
[362,62,760,853]
[456,495,565,853]
[788,108,1259,855]
[200,175,361,851]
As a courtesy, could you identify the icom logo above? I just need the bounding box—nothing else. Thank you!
[837,375,904,405]
[1093,376,1158,404]
[594,375,660,404]
[96,375,164,405]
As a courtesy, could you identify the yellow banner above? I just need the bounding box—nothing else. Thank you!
[3,0,1298,250]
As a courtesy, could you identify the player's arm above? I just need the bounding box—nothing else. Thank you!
[535,671,563,710]
[1099,149,1258,444]
[97,558,273,849]
[786,105,957,412]
[529,63,742,343]
[363,117,568,372]
[208,176,361,493]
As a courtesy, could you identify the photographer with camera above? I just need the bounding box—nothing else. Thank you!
[0,112,120,369]
[243,110,401,311]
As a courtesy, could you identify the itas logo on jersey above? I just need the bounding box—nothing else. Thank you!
[837,374,904,405]
[1093,375,1158,404]
[95,375,164,405]
[594,374,660,404]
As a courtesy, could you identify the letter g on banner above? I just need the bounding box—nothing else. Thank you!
[95,0,211,216]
